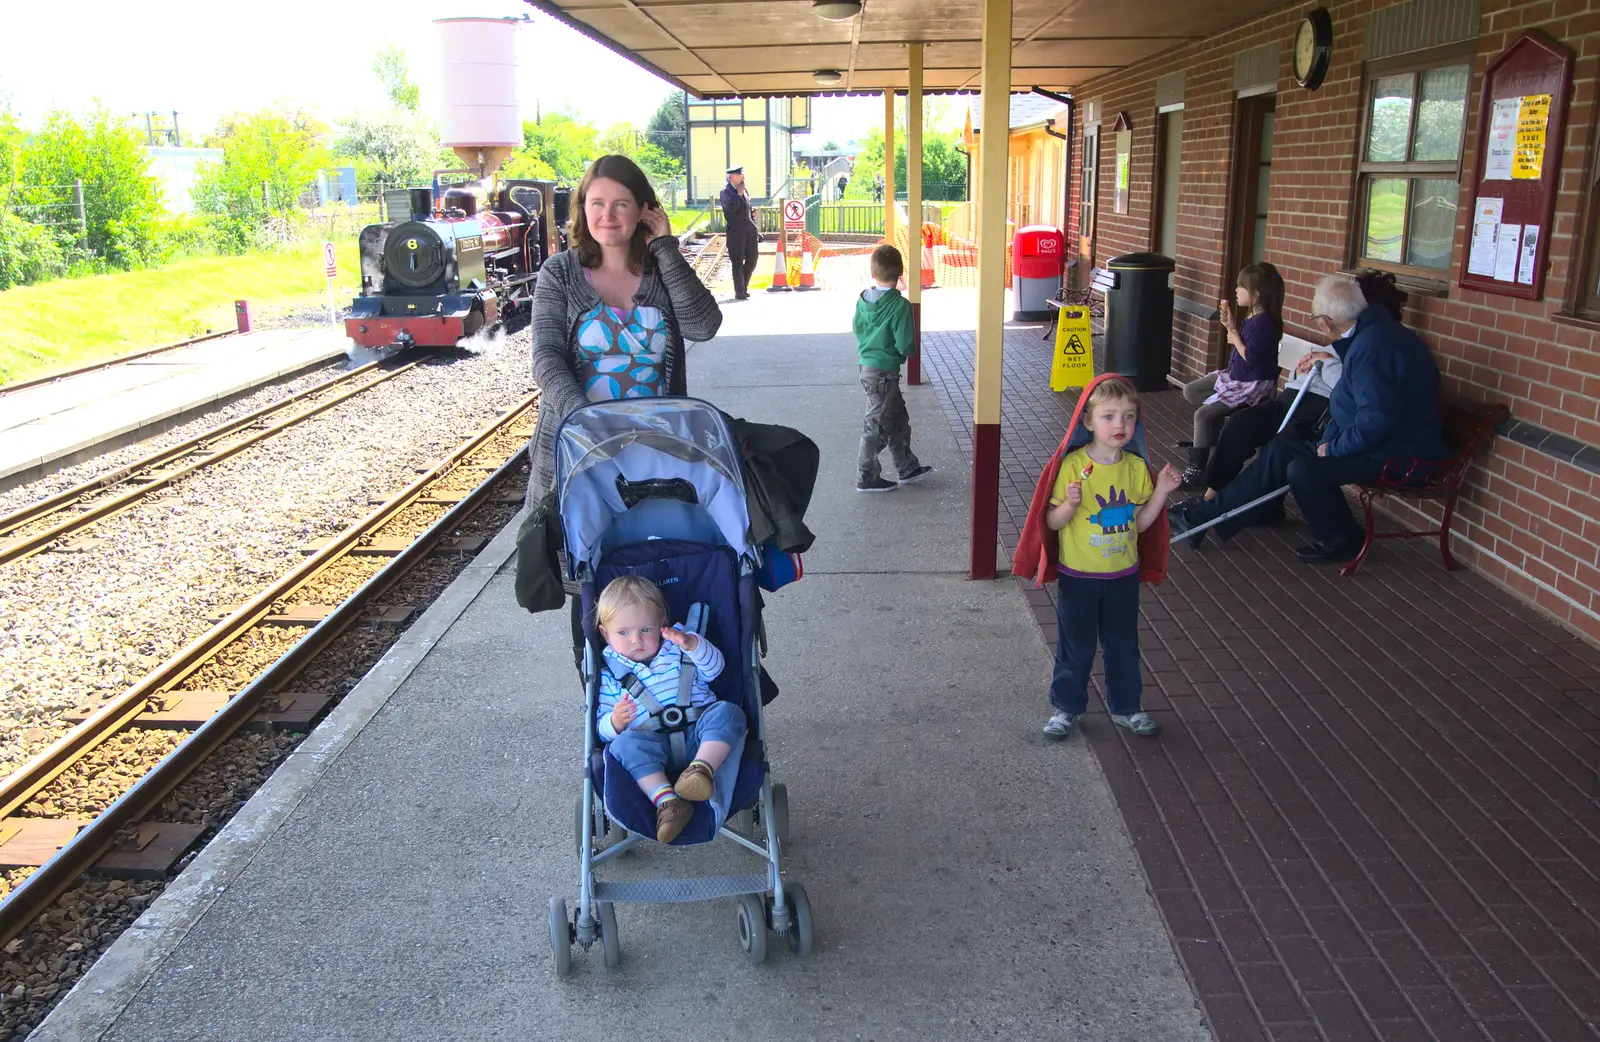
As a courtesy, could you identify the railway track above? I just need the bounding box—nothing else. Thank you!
[0,392,537,946]
[688,233,726,285]
[0,355,432,565]
[0,330,237,397]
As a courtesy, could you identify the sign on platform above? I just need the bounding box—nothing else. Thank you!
[323,241,338,279]
[783,198,805,227]
[1050,306,1095,392]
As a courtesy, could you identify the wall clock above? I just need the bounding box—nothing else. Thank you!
[1294,8,1333,91]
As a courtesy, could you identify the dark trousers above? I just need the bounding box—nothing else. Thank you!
[1050,573,1142,717]
[1187,436,1382,545]
[1206,389,1331,492]
[726,225,759,297]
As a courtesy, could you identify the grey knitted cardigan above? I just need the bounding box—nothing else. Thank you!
[528,235,723,496]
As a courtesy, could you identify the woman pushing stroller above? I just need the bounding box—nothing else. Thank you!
[594,575,744,844]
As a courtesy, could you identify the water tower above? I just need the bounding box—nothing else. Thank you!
[435,16,522,176]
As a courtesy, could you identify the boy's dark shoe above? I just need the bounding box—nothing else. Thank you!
[675,761,715,802]
[655,797,693,844]
[897,464,934,485]
[856,477,898,493]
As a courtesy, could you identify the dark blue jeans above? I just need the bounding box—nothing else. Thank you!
[1050,573,1142,717]
[1185,435,1382,545]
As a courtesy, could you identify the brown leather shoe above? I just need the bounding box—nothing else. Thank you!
[675,761,715,802]
[655,797,693,843]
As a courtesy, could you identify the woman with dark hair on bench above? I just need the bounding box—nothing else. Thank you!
[1193,270,1409,504]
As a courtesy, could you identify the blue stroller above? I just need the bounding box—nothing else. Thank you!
[547,397,815,974]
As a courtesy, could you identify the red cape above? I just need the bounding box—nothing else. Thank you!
[1011,373,1170,587]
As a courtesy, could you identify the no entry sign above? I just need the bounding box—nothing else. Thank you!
[783,199,805,228]
[323,241,338,279]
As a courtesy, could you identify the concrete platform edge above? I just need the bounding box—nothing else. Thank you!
[0,345,348,486]
[30,507,528,1042]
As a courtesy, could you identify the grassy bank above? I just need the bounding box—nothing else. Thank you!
[0,241,362,386]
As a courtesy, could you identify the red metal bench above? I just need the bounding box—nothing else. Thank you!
[1342,400,1510,577]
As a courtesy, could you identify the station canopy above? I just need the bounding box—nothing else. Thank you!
[525,0,1290,97]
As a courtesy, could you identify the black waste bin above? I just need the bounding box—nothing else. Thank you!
[1098,252,1175,392]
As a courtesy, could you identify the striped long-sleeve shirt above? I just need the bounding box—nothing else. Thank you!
[596,636,725,742]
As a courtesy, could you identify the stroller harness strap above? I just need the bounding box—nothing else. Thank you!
[610,603,710,767]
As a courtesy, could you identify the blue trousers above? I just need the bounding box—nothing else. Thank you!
[1185,435,1382,545]
[1050,573,1142,717]
[608,701,747,824]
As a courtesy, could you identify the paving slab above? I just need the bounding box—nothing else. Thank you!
[0,328,350,483]
[38,289,1208,1042]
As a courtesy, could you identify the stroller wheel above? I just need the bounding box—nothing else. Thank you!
[770,783,791,851]
[736,893,769,965]
[784,883,815,957]
[548,897,572,977]
[598,901,622,969]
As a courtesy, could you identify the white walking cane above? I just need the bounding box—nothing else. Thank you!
[1170,361,1323,545]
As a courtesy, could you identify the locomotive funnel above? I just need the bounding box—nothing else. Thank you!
[435,16,522,176]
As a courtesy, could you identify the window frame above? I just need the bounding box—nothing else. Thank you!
[1348,42,1477,283]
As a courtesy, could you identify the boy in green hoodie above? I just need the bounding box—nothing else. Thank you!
[854,244,933,493]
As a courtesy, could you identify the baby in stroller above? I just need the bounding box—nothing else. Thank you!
[595,574,746,844]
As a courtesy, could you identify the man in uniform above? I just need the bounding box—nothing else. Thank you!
[719,165,760,300]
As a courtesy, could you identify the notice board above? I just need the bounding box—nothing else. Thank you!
[1459,31,1574,300]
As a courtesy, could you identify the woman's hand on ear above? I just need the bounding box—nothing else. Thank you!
[640,205,671,243]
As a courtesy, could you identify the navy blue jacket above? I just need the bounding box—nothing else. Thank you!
[718,181,757,236]
[1321,305,1450,463]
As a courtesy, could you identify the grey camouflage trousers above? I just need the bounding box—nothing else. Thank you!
[858,366,921,482]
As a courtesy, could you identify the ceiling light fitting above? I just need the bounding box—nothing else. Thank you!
[812,1,862,21]
[812,69,843,86]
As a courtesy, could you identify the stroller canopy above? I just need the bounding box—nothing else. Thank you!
[555,398,751,573]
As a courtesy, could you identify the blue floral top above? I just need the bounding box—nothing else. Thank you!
[576,301,668,401]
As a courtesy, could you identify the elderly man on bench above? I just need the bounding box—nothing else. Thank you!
[1168,272,1450,564]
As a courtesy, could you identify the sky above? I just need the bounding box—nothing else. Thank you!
[0,0,916,143]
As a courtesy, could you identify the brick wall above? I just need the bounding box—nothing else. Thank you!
[1069,0,1600,643]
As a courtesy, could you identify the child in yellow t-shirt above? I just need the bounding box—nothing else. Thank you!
[1044,377,1180,740]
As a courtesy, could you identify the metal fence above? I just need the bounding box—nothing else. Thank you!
[706,200,944,237]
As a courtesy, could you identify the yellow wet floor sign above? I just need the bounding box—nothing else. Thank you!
[1050,305,1095,391]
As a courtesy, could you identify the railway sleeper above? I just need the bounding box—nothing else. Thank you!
[297,534,487,555]
[202,603,416,626]
[0,820,205,878]
[62,690,332,733]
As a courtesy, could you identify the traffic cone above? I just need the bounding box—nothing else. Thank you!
[796,242,817,291]
[766,237,790,291]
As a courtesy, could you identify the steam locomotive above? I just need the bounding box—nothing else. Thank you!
[345,179,570,351]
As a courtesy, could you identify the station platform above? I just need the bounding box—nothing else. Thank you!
[35,291,1209,1041]
[0,328,350,487]
[33,286,1600,1041]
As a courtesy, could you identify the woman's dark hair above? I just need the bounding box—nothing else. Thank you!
[1351,267,1408,321]
[569,154,661,273]
[1237,261,1285,337]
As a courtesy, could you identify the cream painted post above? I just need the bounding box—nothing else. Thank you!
[907,43,924,385]
[884,89,896,242]
[971,0,1011,580]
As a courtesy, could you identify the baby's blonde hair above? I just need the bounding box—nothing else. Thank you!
[1083,376,1139,418]
[596,575,667,629]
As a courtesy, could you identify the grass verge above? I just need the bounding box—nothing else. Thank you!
[0,240,361,387]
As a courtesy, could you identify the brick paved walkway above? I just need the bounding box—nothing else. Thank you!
[923,325,1600,1042]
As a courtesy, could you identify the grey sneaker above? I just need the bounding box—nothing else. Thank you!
[856,477,898,493]
[1042,711,1078,740]
[1111,712,1161,736]
[897,464,934,484]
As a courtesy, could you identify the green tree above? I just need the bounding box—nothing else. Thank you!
[374,45,421,113]
[597,122,639,158]
[635,141,682,181]
[851,127,966,201]
[194,108,329,249]
[505,112,598,183]
[334,110,439,188]
[15,107,165,267]
[645,91,687,168]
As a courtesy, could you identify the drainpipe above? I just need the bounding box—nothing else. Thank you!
[1034,87,1073,285]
